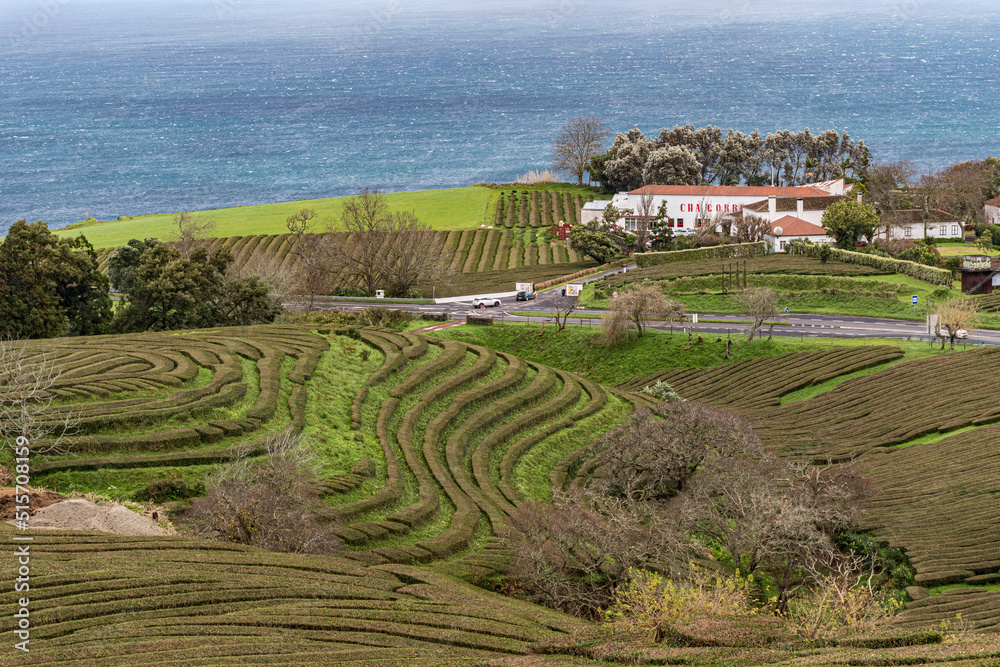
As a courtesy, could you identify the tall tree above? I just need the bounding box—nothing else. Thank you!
[821,200,879,249]
[551,115,610,185]
[0,219,111,338]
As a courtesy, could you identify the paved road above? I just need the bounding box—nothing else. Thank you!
[286,264,1000,348]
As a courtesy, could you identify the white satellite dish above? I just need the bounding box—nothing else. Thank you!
[773,226,784,236]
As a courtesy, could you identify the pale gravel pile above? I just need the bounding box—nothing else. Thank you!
[24,499,165,536]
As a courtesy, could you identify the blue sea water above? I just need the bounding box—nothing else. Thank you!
[1,0,998,232]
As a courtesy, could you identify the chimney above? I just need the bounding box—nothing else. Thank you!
[856,192,863,203]
[796,198,804,219]
[768,196,776,216]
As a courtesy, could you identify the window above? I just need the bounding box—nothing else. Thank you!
[904,227,911,238]
[952,225,960,236]
[780,241,786,250]
[676,218,684,228]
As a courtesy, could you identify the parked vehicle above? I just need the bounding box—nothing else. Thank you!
[515,290,536,301]
[956,329,968,339]
[472,297,501,308]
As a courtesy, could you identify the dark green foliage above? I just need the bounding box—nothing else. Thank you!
[108,237,160,292]
[133,478,206,503]
[111,241,281,332]
[818,244,833,263]
[0,219,110,338]
[569,225,619,265]
[821,200,880,249]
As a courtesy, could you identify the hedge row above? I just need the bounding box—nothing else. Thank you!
[634,242,769,268]
[791,242,954,286]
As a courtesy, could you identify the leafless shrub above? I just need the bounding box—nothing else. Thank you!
[603,282,684,345]
[172,212,217,259]
[0,339,77,464]
[586,402,762,503]
[732,213,772,244]
[502,492,688,620]
[187,431,342,556]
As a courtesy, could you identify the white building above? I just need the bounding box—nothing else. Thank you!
[985,197,1000,226]
[580,200,612,224]
[608,180,851,233]
[742,194,851,226]
[878,209,964,241]
[764,216,835,252]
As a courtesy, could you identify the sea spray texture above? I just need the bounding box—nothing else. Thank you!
[0,0,998,232]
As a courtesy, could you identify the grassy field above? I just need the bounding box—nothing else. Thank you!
[55,183,600,249]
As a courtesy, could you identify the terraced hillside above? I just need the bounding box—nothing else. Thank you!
[94,229,593,298]
[643,346,1000,631]
[3,325,639,662]
[0,524,588,666]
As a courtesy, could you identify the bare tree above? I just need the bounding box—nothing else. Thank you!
[552,294,577,332]
[380,211,444,297]
[552,115,611,185]
[934,297,978,350]
[633,189,656,251]
[285,208,333,309]
[585,402,762,503]
[731,213,772,244]
[0,340,76,471]
[603,283,684,344]
[172,212,217,259]
[735,287,778,342]
[502,491,689,620]
[338,188,392,296]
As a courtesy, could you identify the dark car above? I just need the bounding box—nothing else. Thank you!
[515,290,536,301]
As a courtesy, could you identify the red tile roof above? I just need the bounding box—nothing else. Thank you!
[769,216,828,237]
[628,184,832,197]
[985,197,1000,208]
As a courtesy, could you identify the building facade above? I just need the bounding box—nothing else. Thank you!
[985,197,1000,226]
[877,209,964,241]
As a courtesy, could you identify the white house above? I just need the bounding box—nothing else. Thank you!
[580,200,612,224]
[608,180,851,233]
[742,194,850,226]
[878,209,964,241]
[764,216,835,252]
[985,197,1000,226]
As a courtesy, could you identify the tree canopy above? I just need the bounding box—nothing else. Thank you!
[588,125,869,193]
[110,241,281,333]
[0,219,112,339]
[821,200,879,249]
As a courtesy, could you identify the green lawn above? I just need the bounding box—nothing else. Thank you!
[53,183,601,249]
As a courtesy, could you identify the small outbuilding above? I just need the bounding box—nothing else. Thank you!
[959,255,997,295]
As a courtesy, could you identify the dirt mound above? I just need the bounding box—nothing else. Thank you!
[22,499,165,536]
[0,487,65,520]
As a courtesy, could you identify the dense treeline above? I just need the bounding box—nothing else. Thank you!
[587,125,869,192]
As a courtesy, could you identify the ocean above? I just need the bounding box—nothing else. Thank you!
[1,0,998,232]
